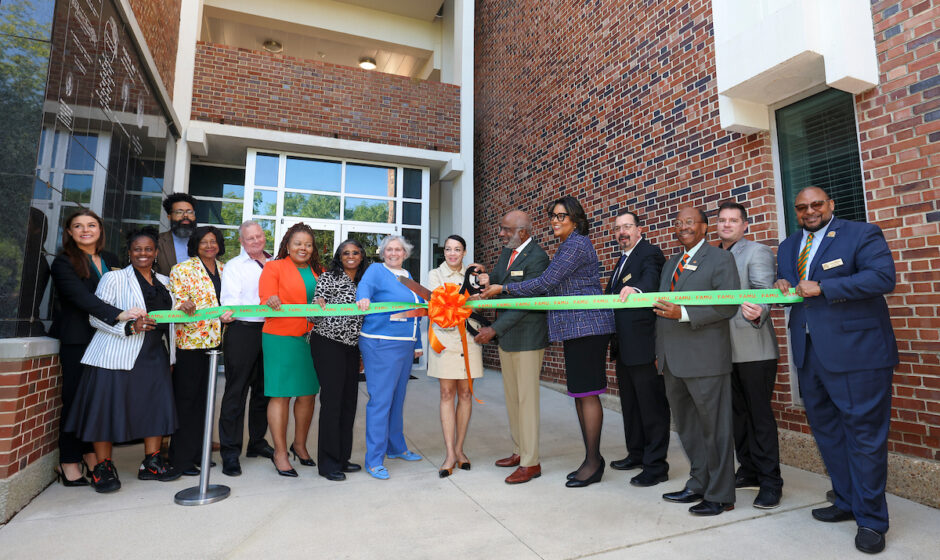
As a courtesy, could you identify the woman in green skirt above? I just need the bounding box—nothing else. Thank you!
[259,223,322,477]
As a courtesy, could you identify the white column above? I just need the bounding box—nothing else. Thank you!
[451,0,474,260]
[169,0,204,194]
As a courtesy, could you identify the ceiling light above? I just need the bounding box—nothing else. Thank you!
[358,57,377,70]
[262,39,283,53]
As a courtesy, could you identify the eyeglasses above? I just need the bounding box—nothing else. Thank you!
[673,219,705,228]
[613,224,636,232]
[547,212,569,222]
[171,209,196,217]
[794,200,831,213]
[341,250,362,256]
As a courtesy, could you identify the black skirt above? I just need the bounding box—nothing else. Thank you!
[66,329,177,442]
[563,334,611,397]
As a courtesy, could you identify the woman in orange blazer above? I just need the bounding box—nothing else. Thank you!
[259,223,322,477]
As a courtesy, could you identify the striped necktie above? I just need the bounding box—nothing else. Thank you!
[798,232,814,280]
[670,254,689,291]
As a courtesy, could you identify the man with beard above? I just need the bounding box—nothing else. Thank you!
[474,210,549,484]
[774,186,897,554]
[156,193,198,275]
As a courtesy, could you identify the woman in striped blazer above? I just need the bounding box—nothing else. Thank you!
[66,228,180,493]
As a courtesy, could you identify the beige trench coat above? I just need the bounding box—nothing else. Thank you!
[426,262,484,380]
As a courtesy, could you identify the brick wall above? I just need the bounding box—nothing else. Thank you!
[0,357,60,478]
[191,42,461,152]
[127,0,181,98]
[474,0,939,461]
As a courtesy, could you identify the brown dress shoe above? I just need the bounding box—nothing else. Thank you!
[505,465,541,484]
[495,454,521,468]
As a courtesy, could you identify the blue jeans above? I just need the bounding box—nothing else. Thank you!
[359,337,415,469]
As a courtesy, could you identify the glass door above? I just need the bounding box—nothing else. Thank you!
[279,218,339,268]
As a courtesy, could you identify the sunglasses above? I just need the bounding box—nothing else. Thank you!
[794,200,830,213]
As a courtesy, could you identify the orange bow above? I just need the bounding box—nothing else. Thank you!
[427,283,481,403]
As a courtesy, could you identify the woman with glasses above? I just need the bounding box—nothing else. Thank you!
[310,240,369,481]
[482,195,615,488]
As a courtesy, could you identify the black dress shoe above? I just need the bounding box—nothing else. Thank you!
[663,487,704,503]
[734,474,760,489]
[246,442,275,459]
[289,444,316,467]
[565,464,604,488]
[812,504,855,523]
[753,487,781,509]
[610,457,643,471]
[855,527,886,554]
[222,457,242,477]
[181,466,200,476]
[342,462,362,473]
[320,471,346,481]
[630,470,668,487]
[689,500,734,516]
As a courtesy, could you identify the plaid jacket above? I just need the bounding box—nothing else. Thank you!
[505,230,614,342]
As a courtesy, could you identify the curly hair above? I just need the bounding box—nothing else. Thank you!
[162,192,197,216]
[125,226,160,249]
[276,222,323,274]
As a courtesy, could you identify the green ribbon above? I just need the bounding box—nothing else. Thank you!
[148,289,800,323]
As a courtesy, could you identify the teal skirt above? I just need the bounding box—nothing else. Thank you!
[262,333,319,397]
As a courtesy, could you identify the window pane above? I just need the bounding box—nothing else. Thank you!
[62,174,93,203]
[66,134,97,171]
[346,163,396,197]
[253,189,277,216]
[311,229,334,267]
[402,202,421,225]
[284,192,340,219]
[256,219,276,254]
[218,229,240,263]
[196,200,243,226]
[254,153,279,187]
[122,194,162,222]
[190,165,245,198]
[403,168,421,199]
[402,228,421,282]
[285,157,341,192]
[344,197,395,223]
[33,175,52,199]
[140,175,164,193]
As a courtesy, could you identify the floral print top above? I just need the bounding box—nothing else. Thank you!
[169,256,224,350]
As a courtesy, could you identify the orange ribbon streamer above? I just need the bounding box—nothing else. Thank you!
[427,283,482,403]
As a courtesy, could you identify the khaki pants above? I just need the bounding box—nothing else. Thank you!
[498,347,545,467]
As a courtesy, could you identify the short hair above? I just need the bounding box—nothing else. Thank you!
[187,225,226,258]
[125,226,159,249]
[547,195,589,235]
[162,192,197,215]
[444,234,466,250]
[718,201,748,222]
[615,209,640,226]
[239,220,263,236]
[377,234,414,261]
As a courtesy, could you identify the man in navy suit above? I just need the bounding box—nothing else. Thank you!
[605,210,670,487]
[774,186,898,555]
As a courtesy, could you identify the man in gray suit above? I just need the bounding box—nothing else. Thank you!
[656,207,740,516]
[474,210,550,484]
[717,201,782,509]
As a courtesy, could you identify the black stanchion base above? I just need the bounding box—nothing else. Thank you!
[174,484,230,506]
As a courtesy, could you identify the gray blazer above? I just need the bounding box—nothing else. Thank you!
[727,238,779,363]
[655,243,740,378]
[490,240,550,352]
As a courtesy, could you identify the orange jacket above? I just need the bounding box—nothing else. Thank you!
[258,259,318,337]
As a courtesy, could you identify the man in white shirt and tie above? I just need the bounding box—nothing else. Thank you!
[218,221,275,476]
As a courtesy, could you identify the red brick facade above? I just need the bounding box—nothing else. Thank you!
[127,0,181,98]
[191,42,461,152]
[474,0,939,461]
[0,357,60,478]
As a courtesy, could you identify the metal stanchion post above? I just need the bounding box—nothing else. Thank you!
[175,349,230,506]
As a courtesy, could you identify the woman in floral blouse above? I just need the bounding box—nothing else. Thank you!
[310,239,369,481]
[169,226,234,475]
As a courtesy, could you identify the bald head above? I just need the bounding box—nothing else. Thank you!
[794,186,834,232]
[499,210,532,248]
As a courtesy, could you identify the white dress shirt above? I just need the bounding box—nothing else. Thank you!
[673,237,706,323]
[220,251,271,323]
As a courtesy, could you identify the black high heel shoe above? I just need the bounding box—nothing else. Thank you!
[565,463,604,488]
[456,458,471,471]
[271,456,298,477]
[289,444,316,467]
[55,463,90,487]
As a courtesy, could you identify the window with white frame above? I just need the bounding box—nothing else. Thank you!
[189,163,249,260]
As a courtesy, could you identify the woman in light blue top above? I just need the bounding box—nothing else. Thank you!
[355,235,424,479]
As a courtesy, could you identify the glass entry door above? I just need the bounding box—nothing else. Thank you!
[278,218,339,267]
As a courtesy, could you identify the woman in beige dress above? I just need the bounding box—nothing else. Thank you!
[427,235,484,478]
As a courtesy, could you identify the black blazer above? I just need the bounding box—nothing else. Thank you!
[605,238,665,366]
[49,251,122,345]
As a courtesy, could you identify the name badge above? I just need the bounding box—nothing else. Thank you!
[623,273,632,282]
[684,264,698,271]
[822,258,844,270]
[510,270,524,277]
[827,231,837,238]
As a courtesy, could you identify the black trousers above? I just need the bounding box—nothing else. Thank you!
[731,358,783,490]
[615,360,670,476]
[219,322,269,459]
[310,332,360,475]
[58,343,94,463]
[170,348,212,470]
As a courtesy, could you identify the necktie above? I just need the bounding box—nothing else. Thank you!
[670,254,689,291]
[798,232,814,280]
[612,255,627,287]
[507,250,518,268]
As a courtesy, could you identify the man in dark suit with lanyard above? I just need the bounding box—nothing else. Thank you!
[774,186,898,554]
[605,210,670,487]
[475,210,550,484]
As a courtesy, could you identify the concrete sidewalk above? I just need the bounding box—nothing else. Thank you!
[0,369,936,559]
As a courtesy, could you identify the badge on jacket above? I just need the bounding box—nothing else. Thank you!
[822,258,844,270]
[510,270,524,277]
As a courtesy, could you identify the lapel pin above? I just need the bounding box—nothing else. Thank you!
[827,231,836,238]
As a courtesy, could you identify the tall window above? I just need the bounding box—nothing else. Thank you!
[190,164,249,260]
[776,89,867,234]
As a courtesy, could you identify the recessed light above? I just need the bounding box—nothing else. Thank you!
[262,39,283,53]
[358,57,377,70]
